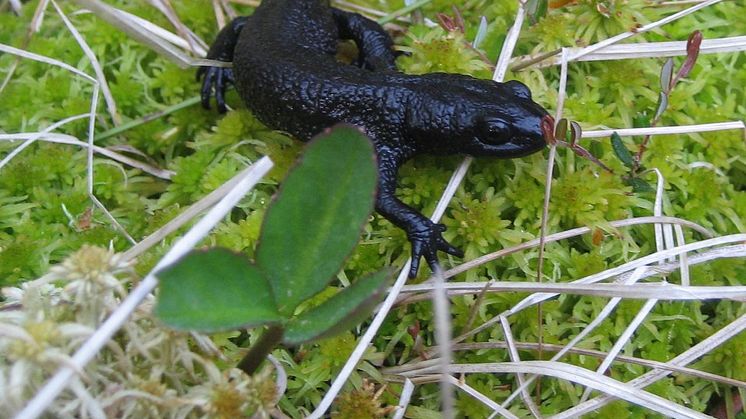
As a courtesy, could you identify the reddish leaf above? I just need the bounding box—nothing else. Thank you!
[436,7,465,33]
[676,30,703,81]
[451,6,465,33]
[436,13,455,31]
[543,114,557,145]
[571,144,613,173]
[570,121,582,147]
[556,140,613,173]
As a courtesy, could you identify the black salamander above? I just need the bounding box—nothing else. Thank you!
[198,0,550,278]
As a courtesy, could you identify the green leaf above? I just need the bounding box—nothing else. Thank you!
[654,91,669,121]
[611,132,634,168]
[256,125,378,315]
[283,269,391,345]
[155,248,282,332]
[660,57,674,92]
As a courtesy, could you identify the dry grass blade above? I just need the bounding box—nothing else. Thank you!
[147,0,207,53]
[399,277,746,302]
[219,0,238,20]
[446,375,519,419]
[536,35,746,65]
[442,235,745,355]
[112,8,207,56]
[499,316,542,416]
[445,362,712,418]
[70,0,205,67]
[401,360,717,418]
[554,314,746,417]
[508,234,746,314]
[51,0,120,125]
[492,3,525,82]
[392,379,414,419]
[431,265,454,417]
[385,341,746,390]
[502,268,648,408]
[0,132,173,179]
[212,0,226,29]
[0,115,88,171]
[0,41,95,82]
[583,121,746,138]
[8,0,22,13]
[580,295,659,402]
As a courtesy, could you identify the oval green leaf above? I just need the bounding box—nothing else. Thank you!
[255,125,378,315]
[611,132,634,169]
[283,268,392,345]
[654,91,669,121]
[660,57,674,92]
[155,248,282,332]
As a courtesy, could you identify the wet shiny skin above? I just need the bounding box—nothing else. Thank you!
[198,0,550,277]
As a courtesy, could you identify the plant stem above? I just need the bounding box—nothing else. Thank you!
[237,325,284,375]
[376,0,432,25]
[94,96,201,142]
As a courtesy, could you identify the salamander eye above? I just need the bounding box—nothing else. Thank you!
[479,117,512,141]
[504,80,532,100]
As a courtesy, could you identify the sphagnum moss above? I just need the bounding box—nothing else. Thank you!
[1,0,745,416]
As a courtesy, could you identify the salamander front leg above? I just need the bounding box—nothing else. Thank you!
[197,16,250,113]
[375,148,463,278]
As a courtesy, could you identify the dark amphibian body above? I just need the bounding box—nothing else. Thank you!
[199,0,550,277]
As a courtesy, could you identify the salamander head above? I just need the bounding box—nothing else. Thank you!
[408,77,551,158]
[463,80,550,158]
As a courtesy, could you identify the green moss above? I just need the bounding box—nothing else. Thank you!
[0,234,42,285]
[2,0,745,415]
[698,331,746,381]
[398,25,492,78]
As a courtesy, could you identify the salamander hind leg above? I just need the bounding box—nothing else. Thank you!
[198,16,250,113]
[331,8,400,72]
